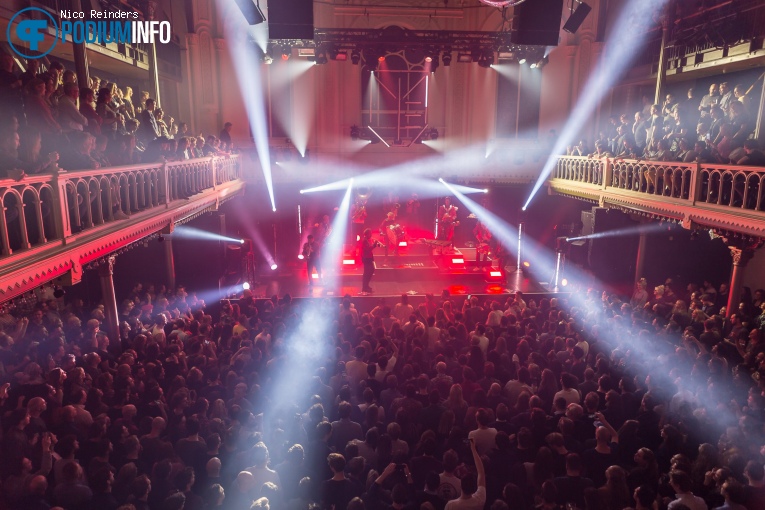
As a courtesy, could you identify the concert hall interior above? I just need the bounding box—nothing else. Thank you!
[2,1,765,509]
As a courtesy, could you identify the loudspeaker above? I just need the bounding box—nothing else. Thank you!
[562,2,592,34]
[234,0,265,25]
[267,0,314,40]
[511,0,564,46]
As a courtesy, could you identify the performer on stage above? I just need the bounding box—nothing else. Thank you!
[438,197,459,241]
[473,220,492,269]
[314,214,332,245]
[380,212,399,264]
[351,196,368,243]
[302,234,322,285]
[360,228,382,294]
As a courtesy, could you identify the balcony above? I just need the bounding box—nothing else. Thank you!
[0,155,245,301]
[548,156,765,236]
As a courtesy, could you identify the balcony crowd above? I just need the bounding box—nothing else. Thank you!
[0,54,235,181]
[566,75,765,167]
[0,276,761,510]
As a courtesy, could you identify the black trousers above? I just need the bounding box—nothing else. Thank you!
[307,256,321,284]
[362,258,375,291]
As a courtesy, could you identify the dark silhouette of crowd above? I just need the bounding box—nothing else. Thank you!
[567,74,765,167]
[0,277,763,510]
[0,54,235,180]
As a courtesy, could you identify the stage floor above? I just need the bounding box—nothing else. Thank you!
[251,264,548,299]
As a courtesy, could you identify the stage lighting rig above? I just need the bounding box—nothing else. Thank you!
[442,49,452,66]
[351,48,361,65]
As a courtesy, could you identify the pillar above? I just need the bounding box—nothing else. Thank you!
[98,256,119,344]
[755,74,765,142]
[164,237,176,289]
[726,247,755,317]
[146,1,161,106]
[654,1,675,105]
[634,231,648,284]
[71,0,90,87]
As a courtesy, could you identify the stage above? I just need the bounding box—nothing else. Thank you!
[249,243,552,300]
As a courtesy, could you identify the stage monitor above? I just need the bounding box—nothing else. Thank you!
[267,0,314,40]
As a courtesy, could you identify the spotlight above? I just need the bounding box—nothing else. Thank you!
[519,58,527,64]
[425,56,432,62]
[560,278,569,287]
[243,282,251,290]
[530,62,537,69]
[281,47,291,60]
[298,254,305,260]
[239,239,245,244]
[351,48,361,65]
[315,48,328,65]
[264,55,273,65]
[482,189,489,193]
[378,55,385,62]
[270,263,278,270]
[523,261,530,268]
[442,49,452,66]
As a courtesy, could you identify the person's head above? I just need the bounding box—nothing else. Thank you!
[145,98,155,111]
[223,122,232,132]
[669,470,693,494]
[460,473,478,497]
[327,453,345,474]
[363,228,372,239]
[745,460,764,485]
[0,128,20,155]
[634,485,656,508]
[720,82,729,95]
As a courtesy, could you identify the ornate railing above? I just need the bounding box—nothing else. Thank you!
[0,155,241,257]
[551,155,765,216]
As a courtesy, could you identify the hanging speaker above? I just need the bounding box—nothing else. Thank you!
[562,2,592,34]
[267,0,314,40]
[511,0,564,46]
[234,0,266,26]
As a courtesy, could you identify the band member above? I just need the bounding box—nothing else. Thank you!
[351,197,368,243]
[302,234,322,285]
[361,228,382,294]
[314,214,332,245]
[473,221,491,268]
[405,193,421,228]
[380,212,399,263]
[438,197,459,241]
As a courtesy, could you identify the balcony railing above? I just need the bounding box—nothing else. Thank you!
[0,155,241,258]
[551,155,765,216]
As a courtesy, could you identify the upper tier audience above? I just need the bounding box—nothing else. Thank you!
[0,53,236,180]
[567,74,765,166]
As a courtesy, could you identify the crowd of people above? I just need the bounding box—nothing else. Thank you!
[0,276,763,510]
[566,74,765,167]
[0,54,236,180]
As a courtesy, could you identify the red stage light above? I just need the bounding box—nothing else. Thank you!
[342,259,356,265]
[398,241,407,247]
[281,53,290,61]
[487,285,504,294]
[490,271,502,277]
[448,285,468,295]
[378,55,385,62]
[451,258,465,264]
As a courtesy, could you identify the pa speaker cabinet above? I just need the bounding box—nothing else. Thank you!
[267,0,314,40]
[511,0,564,46]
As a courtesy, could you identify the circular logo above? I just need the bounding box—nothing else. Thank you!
[6,7,59,59]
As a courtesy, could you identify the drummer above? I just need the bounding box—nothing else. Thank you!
[380,211,400,265]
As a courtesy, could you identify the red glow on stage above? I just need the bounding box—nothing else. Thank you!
[490,271,502,277]
[378,55,385,62]
[281,54,290,61]
[398,241,407,247]
[486,285,505,294]
[451,258,465,264]
[342,259,356,265]
[448,285,468,295]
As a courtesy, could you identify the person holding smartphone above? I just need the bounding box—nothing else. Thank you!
[445,437,485,509]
